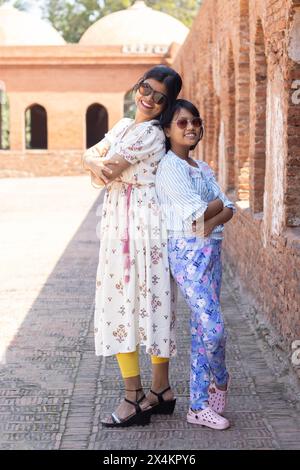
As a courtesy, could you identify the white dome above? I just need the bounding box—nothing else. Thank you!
[79,1,189,50]
[0,5,65,45]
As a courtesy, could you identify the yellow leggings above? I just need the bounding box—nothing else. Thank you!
[116,349,169,378]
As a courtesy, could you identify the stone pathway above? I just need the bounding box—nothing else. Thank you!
[0,176,299,450]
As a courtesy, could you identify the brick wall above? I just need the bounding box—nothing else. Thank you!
[0,150,84,177]
[173,0,300,347]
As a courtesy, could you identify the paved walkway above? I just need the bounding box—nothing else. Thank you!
[0,176,299,450]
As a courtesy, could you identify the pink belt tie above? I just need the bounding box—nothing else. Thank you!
[109,181,154,284]
[122,183,132,284]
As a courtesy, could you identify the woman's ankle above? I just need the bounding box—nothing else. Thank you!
[125,388,144,401]
[150,379,170,391]
[147,385,174,405]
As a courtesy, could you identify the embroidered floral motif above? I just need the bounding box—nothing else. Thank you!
[169,340,176,356]
[118,306,125,316]
[151,294,162,312]
[145,125,154,135]
[112,324,128,343]
[139,281,147,298]
[139,308,148,318]
[150,245,163,264]
[116,280,124,295]
[152,226,160,236]
[139,327,147,341]
[148,196,156,208]
[149,342,161,356]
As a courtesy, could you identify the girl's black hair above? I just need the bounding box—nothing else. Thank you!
[161,99,204,151]
[133,65,182,124]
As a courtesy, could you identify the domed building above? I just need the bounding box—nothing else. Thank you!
[0,1,189,176]
[80,1,188,53]
[0,5,65,45]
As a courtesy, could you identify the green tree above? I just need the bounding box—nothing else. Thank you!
[0,92,10,150]
[41,0,202,43]
[102,0,131,16]
[148,0,202,28]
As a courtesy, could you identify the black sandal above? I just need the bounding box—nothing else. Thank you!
[149,386,176,415]
[101,388,152,428]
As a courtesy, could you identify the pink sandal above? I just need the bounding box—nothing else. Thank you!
[187,407,230,430]
[208,376,230,414]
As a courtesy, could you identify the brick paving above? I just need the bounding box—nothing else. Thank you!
[0,176,299,450]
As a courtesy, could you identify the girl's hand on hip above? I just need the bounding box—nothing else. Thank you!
[192,218,215,237]
[203,218,216,237]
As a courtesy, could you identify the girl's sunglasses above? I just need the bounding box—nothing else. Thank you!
[137,81,168,106]
[172,117,203,129]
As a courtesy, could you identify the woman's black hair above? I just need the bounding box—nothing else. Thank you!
[133,65,182,124]
[161,99,204,152]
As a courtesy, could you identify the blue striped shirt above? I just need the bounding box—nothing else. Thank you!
[155,150,236,239]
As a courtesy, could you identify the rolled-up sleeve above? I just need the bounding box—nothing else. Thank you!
[201,163,236,213]
[160,159,208,226]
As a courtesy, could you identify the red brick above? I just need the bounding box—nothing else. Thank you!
[173,0,300,346]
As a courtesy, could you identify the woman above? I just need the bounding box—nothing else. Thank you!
[83,66,182,427]
[156,99,235,429]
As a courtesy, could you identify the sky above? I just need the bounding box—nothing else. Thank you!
[23,0,43,17]
[3,0,43,17]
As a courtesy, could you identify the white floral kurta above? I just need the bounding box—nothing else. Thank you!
[92,118,177,357]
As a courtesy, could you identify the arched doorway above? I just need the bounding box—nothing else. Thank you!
[0,84,10,150]
[86,104,108,148]
[25,104,48,149]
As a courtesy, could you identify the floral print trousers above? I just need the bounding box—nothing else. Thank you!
[168,237,229,411]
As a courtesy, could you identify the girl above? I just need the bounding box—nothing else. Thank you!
[83,66,182,428]
[156,99,235,430]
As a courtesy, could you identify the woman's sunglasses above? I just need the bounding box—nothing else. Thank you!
[137,81,168,106]
[172,117,203,129]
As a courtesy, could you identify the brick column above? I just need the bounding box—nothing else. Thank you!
[8,94,24,151]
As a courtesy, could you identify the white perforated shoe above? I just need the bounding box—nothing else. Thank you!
[187,406,230,430]
[208,376,230,414]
